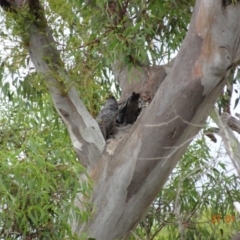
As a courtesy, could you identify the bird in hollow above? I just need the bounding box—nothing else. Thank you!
[96,96,118,140]
[117,92,140,124]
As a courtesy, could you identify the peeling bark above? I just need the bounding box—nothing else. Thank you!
[205,112,240,142]
[112,62,167,103]
[222,112,240,134]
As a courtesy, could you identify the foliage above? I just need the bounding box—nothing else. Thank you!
[0,0,195,102]
[0,87,91,239]
[0,0,240,239]
[133,137,240,239]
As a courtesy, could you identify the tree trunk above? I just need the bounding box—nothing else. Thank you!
[73,1,240,239]
[2,0,240,239]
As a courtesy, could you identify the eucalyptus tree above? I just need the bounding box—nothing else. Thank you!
[1,0,240,239]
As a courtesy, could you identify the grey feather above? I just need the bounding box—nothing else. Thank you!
[96,96,118,140]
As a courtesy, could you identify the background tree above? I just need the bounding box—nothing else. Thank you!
[1,0,240,239]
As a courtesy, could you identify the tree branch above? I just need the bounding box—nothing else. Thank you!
[112,62,167,102]
[3,0,105,169]
[212,108,240,174]
[205,112,240,142]
[222,112,240,134]
[77,1,240,239]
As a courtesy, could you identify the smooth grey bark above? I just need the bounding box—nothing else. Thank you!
[76,1,240,239]
[25,1,105,170]
[3,0,240,239]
